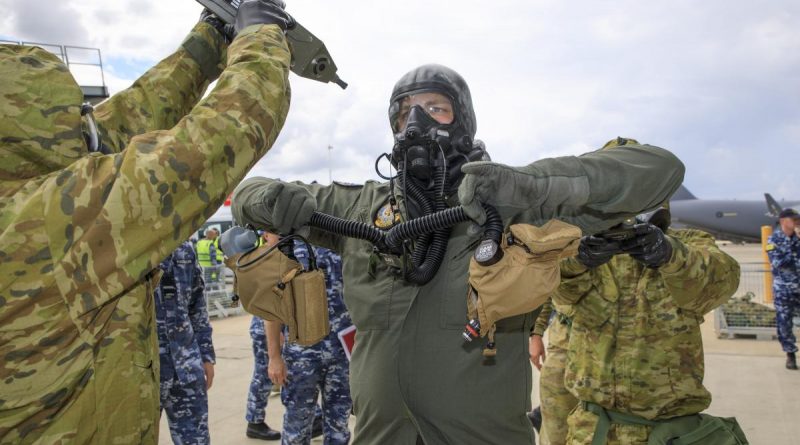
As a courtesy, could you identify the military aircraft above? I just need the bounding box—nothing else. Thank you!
[669,186,800,242]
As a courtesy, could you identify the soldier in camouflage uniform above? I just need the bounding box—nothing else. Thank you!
[765,208,800,369]
[232,63,686,444]
[0,2,292,442]
[531,299,578,445]
[155,240,216,444]
[266,243,353,445]
[555,217,740,444]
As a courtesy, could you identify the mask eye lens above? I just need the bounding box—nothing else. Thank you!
[391,92,454,132]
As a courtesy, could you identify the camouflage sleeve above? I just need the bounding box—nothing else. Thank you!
[94,22,227,153]
[532,298,553,336]
[42,24,291,327]
[659,229,740,315]
[190,261,215,364]
[232,178,365,252]
[766,235,792,269]
[552,257,595,306]
[510,144,685,235]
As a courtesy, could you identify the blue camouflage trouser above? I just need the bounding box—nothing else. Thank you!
[281,339,352,445]
[160,370,210,445]
[774,286,800,353]
[247,317,274,423]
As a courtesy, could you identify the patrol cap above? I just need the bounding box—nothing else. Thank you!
[778,208,800,219]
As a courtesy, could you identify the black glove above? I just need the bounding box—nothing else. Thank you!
[200,9,235,43]
[235,0,294,35]
[265,183,317,235]
[620,223,673,268]
[576,236,622,268]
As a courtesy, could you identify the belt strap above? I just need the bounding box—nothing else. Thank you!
[583,401,658,445]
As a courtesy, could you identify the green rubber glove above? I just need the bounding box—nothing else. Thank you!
[260,182,317,235]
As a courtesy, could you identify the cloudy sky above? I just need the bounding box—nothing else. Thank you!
[3,0,799,201]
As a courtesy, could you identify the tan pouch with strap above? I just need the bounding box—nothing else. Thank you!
[225,238,329,346]
[467,220,581,348]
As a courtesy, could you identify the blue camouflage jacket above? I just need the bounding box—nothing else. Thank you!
[766,230,800,286]
[288,242,352,352]
[155,241,216,384]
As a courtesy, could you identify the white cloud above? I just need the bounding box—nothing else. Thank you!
[4,0,799,199]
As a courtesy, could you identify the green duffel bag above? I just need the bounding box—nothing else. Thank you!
[648,414,749,445]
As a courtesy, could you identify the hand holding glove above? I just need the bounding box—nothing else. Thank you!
[576,235,622,268]
[263,182,317,235]
[620,223,673,268]
[235,0,294,35]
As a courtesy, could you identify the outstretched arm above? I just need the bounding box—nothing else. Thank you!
[459,142,685,234]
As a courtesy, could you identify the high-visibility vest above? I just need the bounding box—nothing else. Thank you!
[197,239,215,266]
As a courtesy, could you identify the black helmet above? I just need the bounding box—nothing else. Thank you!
[388,64,476,139]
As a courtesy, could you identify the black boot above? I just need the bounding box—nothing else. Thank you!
[246,422,281,440]
[787,352,798,370]
[527,406,542,433]
[311,414,324,438]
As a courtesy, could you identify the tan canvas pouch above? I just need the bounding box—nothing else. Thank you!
[291,269,329,346]
[467,220,581,336]
[224,244,301,326]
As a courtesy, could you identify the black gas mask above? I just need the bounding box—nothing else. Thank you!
[392,104,458,182]
[385,65,488,195]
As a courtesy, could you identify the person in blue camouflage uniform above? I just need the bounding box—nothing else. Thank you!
[245,231,282,440]
[266,243,353,445]
[246,315,282,440]
[766,208,800,369]
[155,240,216,444]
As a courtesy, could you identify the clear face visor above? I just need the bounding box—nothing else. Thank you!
[390,92,455,133]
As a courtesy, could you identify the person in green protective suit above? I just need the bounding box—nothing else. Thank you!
[555,209,742,444]
[0,2,293,443]
[231,65,686,444]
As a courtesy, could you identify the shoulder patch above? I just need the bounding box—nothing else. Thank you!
[765,243,775,251]
[374,201,400,229]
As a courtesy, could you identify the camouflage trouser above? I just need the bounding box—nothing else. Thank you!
[774,288,800,353]
[281,339,352,445]
[247,317,274,423]
[160,369,210,445]
[540,319,578,445]
[565,404,652,445]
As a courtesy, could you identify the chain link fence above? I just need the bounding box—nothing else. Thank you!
[714,262,798,340]
[202,265,240,318]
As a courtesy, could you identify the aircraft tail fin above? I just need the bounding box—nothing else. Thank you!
[671,185,697,201]
[765,193,783,217]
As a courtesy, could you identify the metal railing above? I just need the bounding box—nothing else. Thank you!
[0,40,109,101]
[714,262,797,339]
[202,265,240,318]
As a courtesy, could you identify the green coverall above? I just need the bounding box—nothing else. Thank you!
[233,144,684,444]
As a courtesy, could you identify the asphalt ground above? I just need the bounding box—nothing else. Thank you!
[159,242,798,444]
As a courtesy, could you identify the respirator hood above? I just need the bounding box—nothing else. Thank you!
[388,64,476,138]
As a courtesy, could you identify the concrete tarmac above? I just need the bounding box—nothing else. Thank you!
[159,243,798,444]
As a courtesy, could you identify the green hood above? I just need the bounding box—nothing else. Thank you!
[0,44,87,181]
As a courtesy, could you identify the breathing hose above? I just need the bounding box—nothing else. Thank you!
[306,203,503,284]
